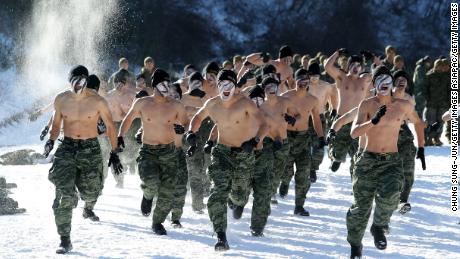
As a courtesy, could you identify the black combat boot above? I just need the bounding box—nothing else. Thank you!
[250,227,264,237]
[82,208,99,221]
[278,183,289,198]
[350,244,362,258]
[214,231,230,251]
[232,205,244,219]
[370,224,387,250]
[152,223,167,235]
[310,169,317,183]
[141,196,153,216]
[331,161,341,172]
[171,220,182,228]
[56,236,73,254]
[294,206,310,216]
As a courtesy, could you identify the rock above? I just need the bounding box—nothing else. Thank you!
[0,149,45,165]
[0,177,26,215]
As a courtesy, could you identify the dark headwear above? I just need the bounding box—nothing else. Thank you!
[189,72,203,84]
[261,77,279,88]
[249,85,265,99]
[114,69,130,84]
[68,65,89,82]
[372,65,392,83]
[86,74,100,92]
[347,55,363,67]
[136,73,145,81]
[392,70,410,82]
[203,61,220,76]
[217,69,237,85]
[307,63,320,75]
[279,45,293,59]
[172,82,182,99]
[184,64,196,72]
[295,68,309,81]
[151,68,170,88]
[261,64,277,76]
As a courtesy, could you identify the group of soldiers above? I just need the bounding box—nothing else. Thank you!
[37,44,452,258]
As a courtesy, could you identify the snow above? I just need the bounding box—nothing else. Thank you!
[0,145,459,258]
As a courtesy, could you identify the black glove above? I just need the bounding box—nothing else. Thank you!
[427,122,443,134]
[273,139,282,151]
[360,50,374,61]
[117,136,125,150]
[284,113,296,126]
[40,126,49,141]
[185,131,197,146]
[186,145,197,157]
[338,48,349,56]
[326,129,336,144]
[330,109,337,120]
[371,105,387,125]
[135,90,149,99]
[97,120,106,135]
[416,147,426,170]
[204,140,214,154]
[135,130,142,144]
[260,52,270,63]
[237,70,253,88]
[108,151,123,175]
[241,137,259,153]
[318,137,326,148]
[173,124,185,134]
[43,139,55,158]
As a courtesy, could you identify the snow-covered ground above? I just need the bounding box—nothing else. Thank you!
[0,144,458,258]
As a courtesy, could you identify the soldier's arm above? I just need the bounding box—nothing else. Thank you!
[118,99,141,138]
[325,51,345,82]
[49,96,63,141]
[328,84,339,111]
[331,107,358,132]
[208,124,218,142]
[361,73,373,98]
[350,100,373,139]
[98,98,118,151]
[189,99,211,133]
[311,98,324,137]
[248,100,269,139]
[406,104,425,148]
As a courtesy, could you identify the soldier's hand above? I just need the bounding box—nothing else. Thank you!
[371,105,387,125]
[203,140,214,154]
[260,52,271,63]
[97,119,106,135]
[117,136,125,150]
[318,137,326,148]
[416,147,426,170]
[173,124,185,134]
[284,113,296,126]
[338,48,348,56]
[135,90,149,99]
[185,131,197,146]
[43,139,55,158]
[273,139,283,151]
[241,137,259,153]
[427,122,443,134]
[237,70,253,88]
[330,109,337,120]
[186,145,197,157]
[40,126,49,141]
[108,151,123,175]
[135,130,143,144]
[326,129,336,144]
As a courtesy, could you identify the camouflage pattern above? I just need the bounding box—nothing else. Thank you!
[271,140,290,196]
[424,107,446,140]
[328,122,359,163]
[282,130,311,207]
[115,121,139,175]
[137,142,178,225]
[185,117,213,211]
[245,138,273,232]
[171,149,188,221]
[207,144,255,232]
[0,177,26,215]
[346,151,404,246]
[350,148,364,178]
[413,62,427,117]
[48,137,104,236]
[422,71,450,110]
[307,114,327,171]
[398,123,416,203]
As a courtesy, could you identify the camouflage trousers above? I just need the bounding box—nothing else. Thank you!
[185,118,213,211]
[346,151,404,246]
[398,124,416,203]
[307,114,327,171]
[98,136,113,181]
[207,144,255,232]
[170,149,188,221]
[423,107,447,139]
[328,122,359,175]
[271,139,290,196]
[244,139,273,232]
[115,120,140,175]
[137,143,178,224]
[48,137,104,236]
[282,130,311,207]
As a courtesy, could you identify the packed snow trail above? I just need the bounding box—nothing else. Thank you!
[0,146,459,258]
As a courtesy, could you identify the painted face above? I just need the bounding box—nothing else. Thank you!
[264,83,278,96]
[156,81,171,97]
[252,97,264,107]
[264,73,281,82]
[310,75,320,84]
[374,74,393,96]
[296,75,310,90]
[206,73,217,86]
[185,68,196,77]
[169,89,181,101]
[394,77,407,89]
[189,80,202,91]
[71,76,87,94]
[349,62,362,75]
[217,80,235,101]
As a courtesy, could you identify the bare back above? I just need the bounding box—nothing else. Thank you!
[308,80,335,114]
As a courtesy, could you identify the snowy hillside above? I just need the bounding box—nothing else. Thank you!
[1,145,458,258]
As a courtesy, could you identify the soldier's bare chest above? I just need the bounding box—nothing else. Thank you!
[142,103,177,123]
[341,79,365,92]
[212,105,249,125]
[61,99,98,121]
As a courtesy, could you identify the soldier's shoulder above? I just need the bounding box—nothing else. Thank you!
[55,90,71,101]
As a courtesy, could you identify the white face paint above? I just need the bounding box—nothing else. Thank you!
[394,77,407,89]
[217,80,235,101]
[71,76,87,94]
[265,73,280,82]
[185,68,196,77]
[349,62,362,75]
[310,75,320,84]
[252,97,264,107]
[156,81,171,97]
[264,83,278,96]
[374,74,393,96]
[296,75,310,89]
[189,80,202,91]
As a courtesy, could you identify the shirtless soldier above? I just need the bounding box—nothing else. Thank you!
[44,65,122,254]
[186,70,268,250]
[279,68,325,216]
[325,50,372,172]
[347,66,425,258]
[118,69,188,235]
[306,62,338,182]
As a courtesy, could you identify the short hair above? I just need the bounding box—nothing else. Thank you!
[119,57,128,67]
[222,60,233,68]
[301,55,310,63]
[433,59,443,71]
[394,55,404,63]
[319,55,327,64]
[144,57,154,65]
[136,73,145,81]
[233,55,243,64]
[385,45,396,54]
